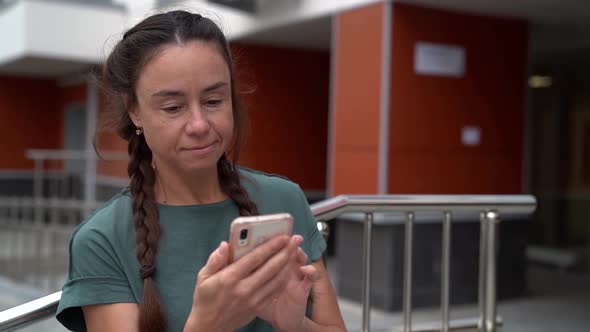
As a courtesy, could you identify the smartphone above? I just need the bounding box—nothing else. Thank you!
[229,213,294,262]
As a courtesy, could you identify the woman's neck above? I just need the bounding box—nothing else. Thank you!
[152,162,227,206]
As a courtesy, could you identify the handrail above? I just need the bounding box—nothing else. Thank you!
[0,194,536,332]
[26,149,128,161]
[0,292,61,332]
[312,195,536,221]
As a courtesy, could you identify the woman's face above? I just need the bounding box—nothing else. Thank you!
[130,40,234,175]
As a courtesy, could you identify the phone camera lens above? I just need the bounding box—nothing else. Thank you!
[240,229,248,240]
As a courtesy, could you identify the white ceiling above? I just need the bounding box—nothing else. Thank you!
[238,15,332,50]
[238,0,590,53]
[0,56,93,77]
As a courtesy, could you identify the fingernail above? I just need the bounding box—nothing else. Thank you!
[292,235,304,245]
[218,241,227,257]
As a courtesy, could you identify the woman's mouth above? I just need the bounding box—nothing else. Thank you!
[184,142,216,156]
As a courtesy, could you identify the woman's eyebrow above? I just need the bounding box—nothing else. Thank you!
[203,81,228,93]
[151,89,184,98]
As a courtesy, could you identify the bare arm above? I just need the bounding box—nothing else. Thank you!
[303,259,347,332]
[83,303,140,332]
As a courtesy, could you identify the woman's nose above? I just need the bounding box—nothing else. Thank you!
[185,106,211,135]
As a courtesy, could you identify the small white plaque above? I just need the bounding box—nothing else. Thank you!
[414,41,466,78]
[462,126,481,146]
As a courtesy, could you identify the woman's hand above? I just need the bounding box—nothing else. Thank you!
[184,235,303,332]
[257,247,321,332]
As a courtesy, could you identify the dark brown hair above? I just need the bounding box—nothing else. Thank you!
[100,10,258,331]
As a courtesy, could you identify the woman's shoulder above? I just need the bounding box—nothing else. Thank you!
[70,188,133,244]
[237,167,311,216]
[238,166,303,197]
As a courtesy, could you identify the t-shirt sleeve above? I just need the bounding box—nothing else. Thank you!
[56,223,136,332]
[291,185,327,264]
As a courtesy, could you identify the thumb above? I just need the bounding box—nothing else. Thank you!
[198,241,229,282]
[300,265,320,283]
[299,265,319,295]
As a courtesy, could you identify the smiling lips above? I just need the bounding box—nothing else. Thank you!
[183,142,216,156]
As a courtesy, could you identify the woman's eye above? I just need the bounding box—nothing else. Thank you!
[162,105,182,113]
[206,100,222,107]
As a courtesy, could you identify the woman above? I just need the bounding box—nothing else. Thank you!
[56,10,346,332]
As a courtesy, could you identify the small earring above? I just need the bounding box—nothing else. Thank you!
[135,127,143,135]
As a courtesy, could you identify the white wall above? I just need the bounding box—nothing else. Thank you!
[25,0,126,62]
[0,2,27,65]
[0,0,126,66]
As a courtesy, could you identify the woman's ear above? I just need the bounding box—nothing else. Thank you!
[123,95,141,128]
[128,107,141,128]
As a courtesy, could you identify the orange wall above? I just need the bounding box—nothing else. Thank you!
[96,127,128,178]
[94,89,128,179]
[58,83,86,110]
[0,76,60,169]
[330,3,385,195]
[232,43,330,191]
[389,4,528,194]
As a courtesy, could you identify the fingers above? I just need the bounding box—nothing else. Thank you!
[257,264,319,310]
[241,235,302,291]
[197,241,230,283]
[299,265,320,282]
[299,265,319,296]
[229,235,290,278]
[296,247,308,265]
[248,253,293,308]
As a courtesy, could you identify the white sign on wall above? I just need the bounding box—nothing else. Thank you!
[414,41,466,78]
[461,126,481,146]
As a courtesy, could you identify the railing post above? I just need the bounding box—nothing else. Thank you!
[403,212,414,332]
[33,158,43,223]
[478,212,487,331]
[49,160,59,199]
[361,212,373,332]
[485,211,499,332]
[84,80,98,212]
[441,211,452,332]
[479,210,499,332]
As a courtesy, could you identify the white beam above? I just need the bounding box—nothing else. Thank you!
[0,1,27,66]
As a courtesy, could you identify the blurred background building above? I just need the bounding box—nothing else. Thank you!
[0,0,589,331]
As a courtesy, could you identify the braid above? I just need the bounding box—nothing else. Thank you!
[218,155,258,216]
[128,134,166,332]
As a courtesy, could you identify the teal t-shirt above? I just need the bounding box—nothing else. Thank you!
[56,168,327,332]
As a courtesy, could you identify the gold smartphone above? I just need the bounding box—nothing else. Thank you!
[228,213,294,262]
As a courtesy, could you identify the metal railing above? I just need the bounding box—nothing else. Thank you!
[0,194,536,332]
[311,195,535,332]
[0,197,102,292]
[26,149,128,204]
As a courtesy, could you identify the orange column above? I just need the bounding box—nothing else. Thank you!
[329,2,390,196]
